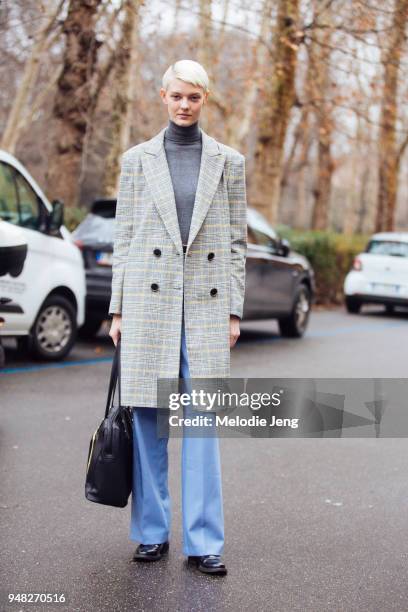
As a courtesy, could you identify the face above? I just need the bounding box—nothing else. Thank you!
[160,78,208,126]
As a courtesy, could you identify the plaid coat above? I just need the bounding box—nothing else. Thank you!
[108,125,247,408]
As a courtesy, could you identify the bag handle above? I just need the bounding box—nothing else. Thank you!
[105,338,122,418]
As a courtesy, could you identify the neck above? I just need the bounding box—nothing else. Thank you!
[164,118,201,144]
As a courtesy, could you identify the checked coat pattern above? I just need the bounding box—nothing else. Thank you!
[108,125,247,408]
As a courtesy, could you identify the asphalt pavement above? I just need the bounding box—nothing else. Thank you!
[1,304,408,612]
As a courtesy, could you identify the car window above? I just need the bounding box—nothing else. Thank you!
[366,240,408,257]
[249,226,275,248]
[0,162,19,225]
[247,207,280,252]
[247,207,278,240]
[14,171,41,230]
[247,223,279,252]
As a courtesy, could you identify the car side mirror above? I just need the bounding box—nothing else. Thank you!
[277,238,290,257]
[47,199,64,235]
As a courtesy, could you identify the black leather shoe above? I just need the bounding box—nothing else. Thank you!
[132,541,169,562]
[187,554,227,575]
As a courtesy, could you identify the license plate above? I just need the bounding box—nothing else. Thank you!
[370,282,400,295]
[95,251,113,266]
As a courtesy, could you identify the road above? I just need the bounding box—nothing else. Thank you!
[1,304,408,612]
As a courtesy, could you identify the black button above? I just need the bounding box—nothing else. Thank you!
[210,288,217,296]
[151,283,159,291]
[153,248,161,257]
[208,252,215,261]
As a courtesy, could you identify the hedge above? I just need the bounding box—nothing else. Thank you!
[276,225,370,305]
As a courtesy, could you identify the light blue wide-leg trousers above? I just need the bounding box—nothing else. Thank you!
[129,301,225,556]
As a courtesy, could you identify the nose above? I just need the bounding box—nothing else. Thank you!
[180,99,189,109]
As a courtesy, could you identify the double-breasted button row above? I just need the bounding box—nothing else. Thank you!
[151,248,216,294]
[159,248,215,259]
[151,283,217,296]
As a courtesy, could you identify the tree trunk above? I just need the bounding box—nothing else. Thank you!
[103,0,141,197]
[251,0,300,225]
[375,0,408,232]
[45,0,102,208]
[311,138,333,230]
[310,18,334,230]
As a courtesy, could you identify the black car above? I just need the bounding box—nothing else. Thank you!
[72,200,315,339]
[71,199,115,338]
[244,207,315,335]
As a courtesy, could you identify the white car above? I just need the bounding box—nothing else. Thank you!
[0,149,86,360]
[344,232,408,314]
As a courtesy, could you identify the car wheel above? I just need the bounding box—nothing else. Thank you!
[385,304,394,314]
[345,296,362,314]
[278,284,311,338]
[30,295,77,361]
[78,317,104,340]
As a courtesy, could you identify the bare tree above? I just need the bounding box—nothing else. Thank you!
[376,0,408,231]
[309,15,335,230]
[103,0,142,196]
[45,0,103,208]
[228,0,274,151]
[2,0,408,234]
[0,1,65,153]
[251,0,301,225]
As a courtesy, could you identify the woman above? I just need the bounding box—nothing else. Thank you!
[108,59,247,576]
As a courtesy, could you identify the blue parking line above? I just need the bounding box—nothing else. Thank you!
[0,356,113,374]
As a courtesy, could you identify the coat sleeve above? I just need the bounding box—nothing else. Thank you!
[108,152,134,316]
[227,154,248,320]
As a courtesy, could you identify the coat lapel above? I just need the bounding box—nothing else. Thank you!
[141,125,226,253]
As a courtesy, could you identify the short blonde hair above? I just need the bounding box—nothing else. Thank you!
[162,60,210,93]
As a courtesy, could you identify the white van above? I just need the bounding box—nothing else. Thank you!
[0,150,85,360]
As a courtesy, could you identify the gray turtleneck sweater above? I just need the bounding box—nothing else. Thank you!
[164,119,202,247]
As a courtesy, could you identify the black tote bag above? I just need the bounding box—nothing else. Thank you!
[85,339,133,508]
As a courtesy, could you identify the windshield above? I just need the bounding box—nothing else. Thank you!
[366,240,408,257]
[247,207,278,241]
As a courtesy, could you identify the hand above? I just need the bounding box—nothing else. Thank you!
[109,314,122,347]
[230,315,240,348]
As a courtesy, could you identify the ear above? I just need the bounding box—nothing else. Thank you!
[159,88,168,104]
